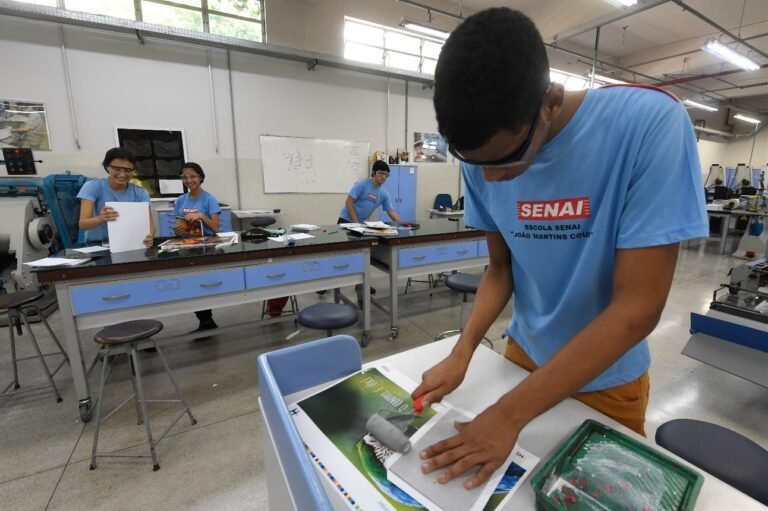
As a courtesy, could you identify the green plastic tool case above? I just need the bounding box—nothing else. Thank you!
[530,419,704,511]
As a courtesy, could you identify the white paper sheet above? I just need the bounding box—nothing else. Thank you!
[365,221,391,228]
[72,245,110,254]
[105,202,150,253]
[159,179,184,194]
[24,257,91,267]
[267,233,315,243]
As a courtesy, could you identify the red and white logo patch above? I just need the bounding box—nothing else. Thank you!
[517,197,591,221]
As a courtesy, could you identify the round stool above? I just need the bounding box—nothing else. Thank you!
[656,419,768,505]
[435,272,493,348]
[297,303,359,337]
[250,216,276,228]
[0,289,69,403]
[90,320,196,472]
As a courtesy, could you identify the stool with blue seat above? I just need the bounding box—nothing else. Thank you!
[89,319,196,471]
[297,303,359,337]
[655,419,768,505]
[0,289,69,403]
[435,272,493,348]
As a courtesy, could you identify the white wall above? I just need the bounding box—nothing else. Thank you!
[0,15,460,226]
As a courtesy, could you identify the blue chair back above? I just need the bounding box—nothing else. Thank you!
[433,193,453,210]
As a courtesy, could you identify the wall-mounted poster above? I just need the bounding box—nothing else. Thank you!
[0,100,51,151]
[413,132,448,163]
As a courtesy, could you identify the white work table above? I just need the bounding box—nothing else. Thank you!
[259,336,762,510]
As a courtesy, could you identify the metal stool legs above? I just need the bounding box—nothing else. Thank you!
[90,340,196,471]
[1,306,68,402]
[434,293,493,348]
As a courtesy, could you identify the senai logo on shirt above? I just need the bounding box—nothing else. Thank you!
[367,193,379,202]
[517,197,591,220]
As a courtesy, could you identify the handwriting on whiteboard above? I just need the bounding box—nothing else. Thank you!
[283,150,317,184]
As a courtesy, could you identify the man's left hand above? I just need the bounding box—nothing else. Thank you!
[420,403,520,490]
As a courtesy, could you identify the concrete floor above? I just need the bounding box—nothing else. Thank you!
[0,239,766,510]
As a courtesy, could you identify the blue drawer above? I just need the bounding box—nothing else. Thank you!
[399,241,478,268]
[245,253,364,289]
[478,239,489,257]
[70,268,245,315]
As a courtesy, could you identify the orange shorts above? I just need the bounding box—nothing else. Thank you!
[504,339,650,436]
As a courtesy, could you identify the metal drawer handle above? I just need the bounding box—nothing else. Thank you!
[456,250,469,255]
[200,281,223,288]
[412,255,426,260]
[333,263,350,269]
[267,272,286,279]
[102,293,130,302]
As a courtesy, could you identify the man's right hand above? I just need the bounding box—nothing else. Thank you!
[411,352,472,408]
[99,206,119,223]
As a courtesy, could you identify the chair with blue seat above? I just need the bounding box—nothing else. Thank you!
[297,303,359,337]
[435,272,493,348]
[655,419,768,505]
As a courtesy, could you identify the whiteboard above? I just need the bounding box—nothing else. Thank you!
[260,135,370,193]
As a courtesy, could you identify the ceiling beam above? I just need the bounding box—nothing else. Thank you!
[671,0,768,60]
[548,0,671,43]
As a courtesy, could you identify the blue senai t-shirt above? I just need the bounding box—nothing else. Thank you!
[76,177,150,243]
[339,178,394,222]
[463,86,708,392]
[174,190,221,236]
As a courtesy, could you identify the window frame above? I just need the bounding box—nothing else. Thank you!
[344,16,443,75]
[50,0,266,42]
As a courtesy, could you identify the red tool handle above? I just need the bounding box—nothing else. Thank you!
[413,394,426,414]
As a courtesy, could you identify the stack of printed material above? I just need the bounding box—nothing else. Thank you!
[344,221,399,237]
[289,364,538,511]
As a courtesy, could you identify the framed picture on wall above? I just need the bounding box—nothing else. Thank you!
[0,99,51,151]
[413,132,448,163]
[114,126,188,198]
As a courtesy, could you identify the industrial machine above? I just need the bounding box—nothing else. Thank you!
[686,254,768,389]
[0,174,86,292]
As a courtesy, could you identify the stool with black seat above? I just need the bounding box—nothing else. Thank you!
[250,216,276,228]
[297,303,359,337]
[0,289,69,403]
[655,419,768,505]
[434,273,493,348]
[89,319,196,472]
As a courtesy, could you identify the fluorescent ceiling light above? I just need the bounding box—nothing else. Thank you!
[684,99,718,112]
[734,114,761,124]
[399,19,449,40]
[703,40,760,71]
[603,0,638,7]
[591,73,627,85]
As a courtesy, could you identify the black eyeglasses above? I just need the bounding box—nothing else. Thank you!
[448,85,553,167]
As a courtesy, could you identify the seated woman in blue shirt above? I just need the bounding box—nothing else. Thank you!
[174,162,221,333]
[77,147,154,246]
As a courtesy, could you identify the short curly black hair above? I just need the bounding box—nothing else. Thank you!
[434,8,550,152]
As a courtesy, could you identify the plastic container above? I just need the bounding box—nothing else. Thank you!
[530,419,703,511]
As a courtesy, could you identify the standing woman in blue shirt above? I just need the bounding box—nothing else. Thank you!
[338,160,401,223]
[174,162,221,333]
[78,147,154,245]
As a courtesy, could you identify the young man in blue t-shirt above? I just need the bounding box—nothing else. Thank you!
[338,161,401,224]
[411,8,708,491]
